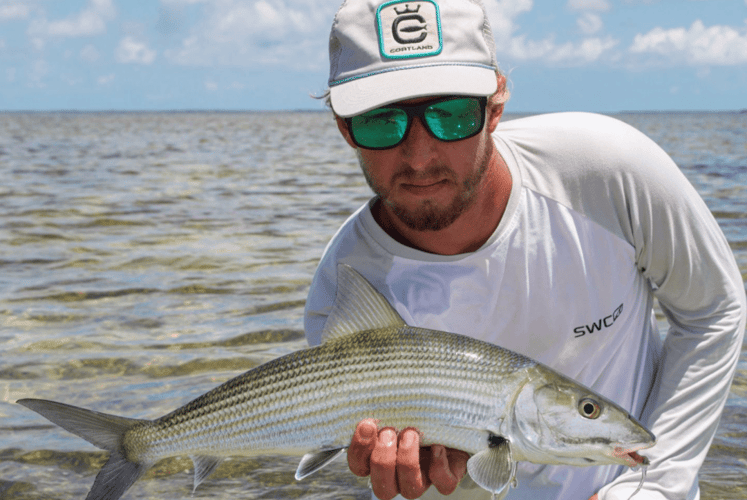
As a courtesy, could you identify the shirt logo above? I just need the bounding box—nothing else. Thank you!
[377,0,443,60]
[574,303,624,338]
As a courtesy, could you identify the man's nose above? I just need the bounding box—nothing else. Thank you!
[399,116,439,170]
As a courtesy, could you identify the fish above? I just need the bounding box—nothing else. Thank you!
[18,264,655,500]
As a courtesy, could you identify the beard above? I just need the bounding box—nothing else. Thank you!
[359,150,490,232]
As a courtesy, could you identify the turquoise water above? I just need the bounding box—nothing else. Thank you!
[0,111,745,499]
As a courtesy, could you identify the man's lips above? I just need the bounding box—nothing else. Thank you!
[400,179,450,195]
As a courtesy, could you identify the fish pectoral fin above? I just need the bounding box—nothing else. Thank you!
[458,473,479,490]
[467,436,516,498]
[191,455,223,491]
[295,447,347,480]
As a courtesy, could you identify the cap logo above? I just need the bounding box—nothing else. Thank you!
[377,0,442,60]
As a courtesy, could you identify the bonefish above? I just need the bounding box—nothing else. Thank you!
[18,264,655,500]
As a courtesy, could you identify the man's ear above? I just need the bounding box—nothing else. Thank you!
[486,73,508,134]
[335,116,357,149]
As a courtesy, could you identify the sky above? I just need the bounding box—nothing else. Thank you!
[1,0,746,112]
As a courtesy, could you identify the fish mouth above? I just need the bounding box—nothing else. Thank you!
[612,447,651,467]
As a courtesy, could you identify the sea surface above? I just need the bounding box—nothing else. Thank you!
[0,111,745,499]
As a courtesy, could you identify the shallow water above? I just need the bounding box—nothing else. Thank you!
[0,111,745,499]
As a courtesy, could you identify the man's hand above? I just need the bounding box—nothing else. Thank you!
[348,419,470,500]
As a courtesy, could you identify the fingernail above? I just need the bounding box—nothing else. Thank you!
[381,428,397,446]
[433,446,442,459]
[360,423,376,440]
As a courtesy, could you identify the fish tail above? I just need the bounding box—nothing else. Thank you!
[17,398,151,500]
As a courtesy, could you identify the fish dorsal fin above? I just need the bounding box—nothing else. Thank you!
[321,264,406,343]
[295,448,347,480]
[191,455,222,491]
[467,435,516,499]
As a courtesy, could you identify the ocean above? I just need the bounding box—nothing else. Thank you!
[0,110,745,499]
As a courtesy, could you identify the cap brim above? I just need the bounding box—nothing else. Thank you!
[330,65,498,118]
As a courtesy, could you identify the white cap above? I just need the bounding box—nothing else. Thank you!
[328,0,499,117]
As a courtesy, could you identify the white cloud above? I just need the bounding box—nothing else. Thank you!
[567,0,611,12]
[631,20,747,65]
[0,3,30,21]
[97,73,115,85]
[28,0,115,38]
[577,12,603,35]
[160,0,617,72]
[116,36,157,64]
[30,36,44,51]
[508,34,618,65]
[484,0,534,52]
[29,59,48,87]
[485,0,616,66]
[80,44,100,63]
[165,0,336,69]
[204,79,246,92]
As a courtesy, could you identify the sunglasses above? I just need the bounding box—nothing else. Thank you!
[345,96,488,150]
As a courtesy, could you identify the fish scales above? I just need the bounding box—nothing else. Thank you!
[130,328,534,463]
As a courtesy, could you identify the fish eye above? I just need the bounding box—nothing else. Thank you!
[579,398,602,419]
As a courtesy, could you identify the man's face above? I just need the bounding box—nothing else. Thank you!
[346,97,497,232]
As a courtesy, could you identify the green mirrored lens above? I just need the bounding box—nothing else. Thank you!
[350,108,408,148]
[424,98,483,141]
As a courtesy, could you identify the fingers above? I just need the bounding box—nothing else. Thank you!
[347,420,469,500]
[348,419,378,477]
[370,427,399,500]
[428,445,469,496]
[396,428,430,499]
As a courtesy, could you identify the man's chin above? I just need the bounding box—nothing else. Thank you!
[389,202,463,232]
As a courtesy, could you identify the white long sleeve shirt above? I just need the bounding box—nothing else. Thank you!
[304,112,746,500]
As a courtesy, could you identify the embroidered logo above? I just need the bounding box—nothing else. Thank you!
[377,0,443,59]
[574,304,624,338]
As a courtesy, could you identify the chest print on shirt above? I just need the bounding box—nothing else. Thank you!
[573,303,624,338]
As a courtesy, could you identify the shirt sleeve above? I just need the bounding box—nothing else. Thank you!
[493,112,745,499]
[589,118,747,500]
[304,252,338,347]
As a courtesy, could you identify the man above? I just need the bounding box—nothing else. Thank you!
[304,0,746,499]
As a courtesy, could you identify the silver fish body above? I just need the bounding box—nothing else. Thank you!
[18,264,655,500]
[130,327,533,462]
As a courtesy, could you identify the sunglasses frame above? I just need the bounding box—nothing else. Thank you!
[345,96,488,150]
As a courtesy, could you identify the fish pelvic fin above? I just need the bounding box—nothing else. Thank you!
[321,264,406,343]
[467,435,517,499]
[295,448,347,480]
[18,398,151,500]
[191,455,223,491]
